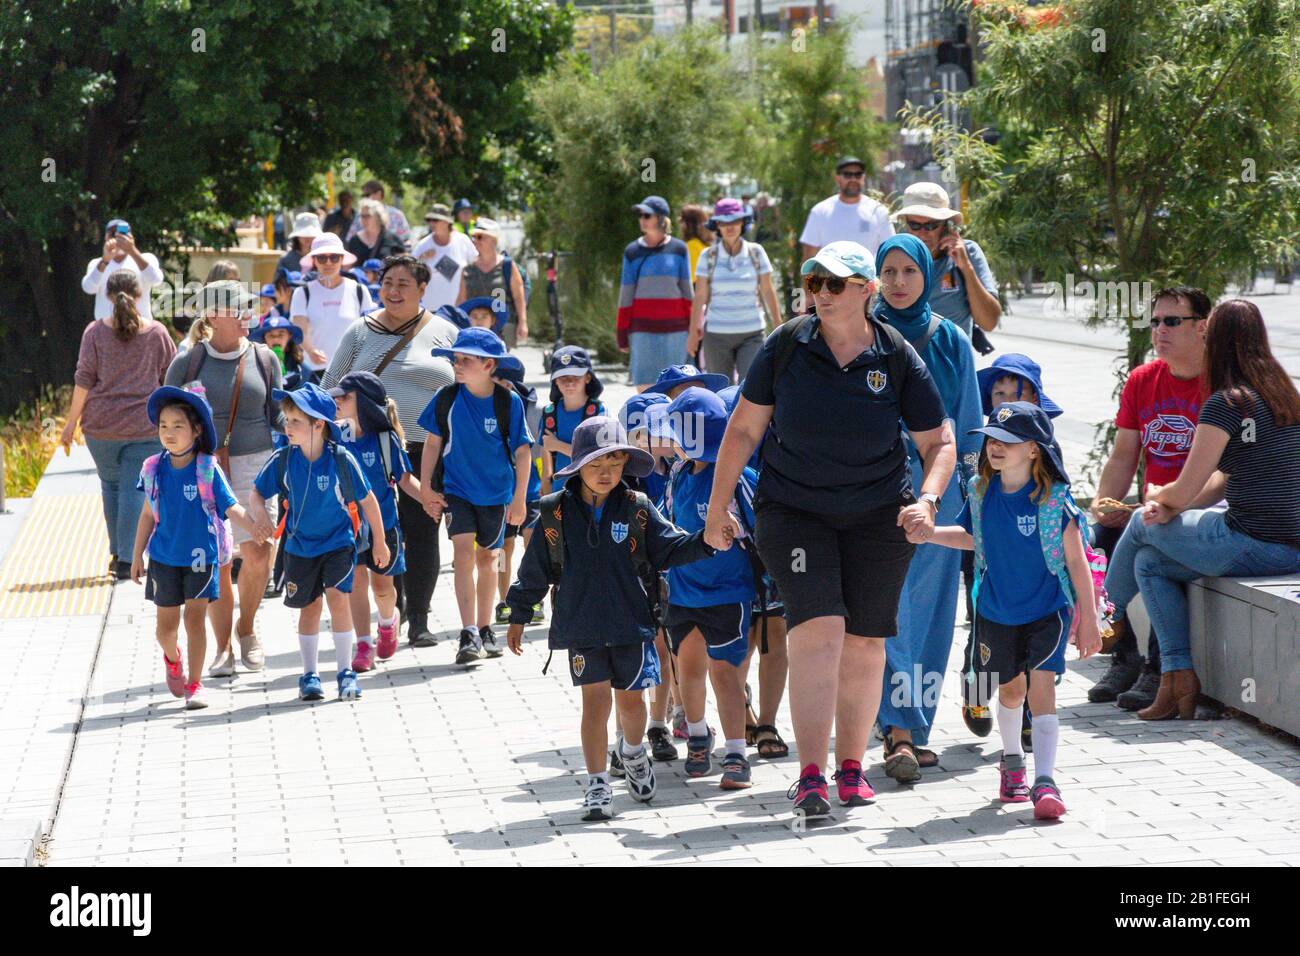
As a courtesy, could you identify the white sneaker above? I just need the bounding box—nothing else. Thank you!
[238,632,264,671]
[208,646,236,678]
[582,780,615,821]
[184,682,209,710]
[621,747,657,803]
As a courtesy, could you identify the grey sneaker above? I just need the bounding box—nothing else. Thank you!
[582,779,615,821]
[208,646,236,678]
[454,628,483,665]
[479,625,503,659]
[1116,670,1161,711]
[237,632,265,671]
[621,746,657,802]
[685,729,715,777]
[1087,657,1141,702]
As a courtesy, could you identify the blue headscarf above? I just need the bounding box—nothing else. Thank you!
[872,233,934,340]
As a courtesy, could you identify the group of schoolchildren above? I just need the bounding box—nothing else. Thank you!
[132,301,1100,825]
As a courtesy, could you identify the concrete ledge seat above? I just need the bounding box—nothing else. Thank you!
[1189,575,1300,737]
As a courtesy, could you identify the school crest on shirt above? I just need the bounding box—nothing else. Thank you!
[697,502,709,521]
[1018,514,1037,537]
[316,474,331,491]
[611,522,629,544]
[484,417,498,434]
[572,654,586,677]
[363,451,377,467]
[183,483,198,502]
[866,369,887,394]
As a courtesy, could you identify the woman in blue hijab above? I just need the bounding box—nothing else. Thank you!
[872,233,984,781]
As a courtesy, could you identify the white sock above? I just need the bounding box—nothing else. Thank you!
[334,630,355,672]
[589,772,610,787]
[621,737,645,757]
[647,719,668,732]
[996,700,1023,758]
[673,705,685,720]
[379,611,397,627]
[298,633,320,673]
[725,738,746,758]
[687,719,708,738]
[1032,713,1060,781]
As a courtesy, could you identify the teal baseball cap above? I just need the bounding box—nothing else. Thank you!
[800,240,877,281]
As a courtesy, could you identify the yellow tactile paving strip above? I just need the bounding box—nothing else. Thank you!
[0,493,112,619]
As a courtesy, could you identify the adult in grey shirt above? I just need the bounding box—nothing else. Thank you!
[323,254,458,647]
[165,281,284,676]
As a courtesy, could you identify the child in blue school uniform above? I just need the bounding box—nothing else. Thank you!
[493,362,546,627]
[539,346,606,493]
[132,386,261,710]
[327,372,421,672]
[924,402,1103,820]
[660,387,759,789]
[417,328,533,666]
[248,383,387,702]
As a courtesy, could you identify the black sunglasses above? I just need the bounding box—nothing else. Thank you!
[838,170,866,179]
[1149,315,1201,328]
[805,275,866,295]
[905,219,944,233]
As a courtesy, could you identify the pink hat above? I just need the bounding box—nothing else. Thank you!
[299,232,356,270]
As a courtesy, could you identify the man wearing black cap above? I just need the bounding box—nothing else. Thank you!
[799,157,894,264]
[82,219,165,321]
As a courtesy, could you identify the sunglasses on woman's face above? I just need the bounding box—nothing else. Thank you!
[315,254,342,263]
[905,219,943,233]
[638,213,656,221]
[805,275,867,295]
[1149,315,1200,328]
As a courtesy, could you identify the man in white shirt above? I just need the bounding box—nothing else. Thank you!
[411,204,478,312]
[81,219,165,320]
[799,157,894,263]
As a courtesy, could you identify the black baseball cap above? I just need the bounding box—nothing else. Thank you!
[836,156,866,173]
[969,401,1069,484]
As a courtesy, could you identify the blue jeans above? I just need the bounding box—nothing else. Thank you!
[1105,509,1300,672]
[85,437,158,561]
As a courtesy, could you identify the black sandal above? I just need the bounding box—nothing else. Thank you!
[883,734,922,783]
[752,724,789,759]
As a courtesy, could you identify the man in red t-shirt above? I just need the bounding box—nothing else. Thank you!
[1088,286,1211,708]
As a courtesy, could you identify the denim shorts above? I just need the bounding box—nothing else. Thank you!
[629,331,688,387]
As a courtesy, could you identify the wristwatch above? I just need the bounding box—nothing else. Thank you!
[919,493,939,514]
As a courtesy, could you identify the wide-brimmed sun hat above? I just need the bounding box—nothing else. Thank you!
[299,232,356,270]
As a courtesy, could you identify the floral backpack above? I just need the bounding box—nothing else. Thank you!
[139,451,235,568]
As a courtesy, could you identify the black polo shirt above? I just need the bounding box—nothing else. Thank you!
[742,315,946,514]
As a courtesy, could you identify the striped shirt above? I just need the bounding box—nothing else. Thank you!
[695,240,772,334]
[1199,388,1300,547]
[321,312,459,443]
[616,236,694,348]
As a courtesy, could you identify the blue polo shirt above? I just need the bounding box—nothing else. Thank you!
[545,400,606,474]
[137,458,238,568]
[742,315,946,514]
[665,462,758,608]
[340,430,410,531]
[253,445,371,557]
[418,384,531,506]
[957,474,1081,626]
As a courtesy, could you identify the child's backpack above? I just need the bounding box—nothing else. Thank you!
[428,383,514,493]
[967,476,1115,640]
[540,399,601,441]
[272,444,364,546]
[139,452,235,568]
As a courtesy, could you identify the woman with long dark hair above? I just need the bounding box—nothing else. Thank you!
[1103,299,1300,720]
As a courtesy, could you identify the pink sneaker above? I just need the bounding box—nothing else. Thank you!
[375,619,398,661]
[832,759,874,807]
[786,764,831,820]
[998,756,1030,803]
[1032,778,1067,819]
[352,640,376,672]
[163,652,185,698]
[184,680,208,710]
[672,711,688,740]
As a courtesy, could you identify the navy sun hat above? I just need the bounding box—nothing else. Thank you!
[248,312,303,345]
[273,382,343,443]
[453,198,474,214]
[632,195,670,218]
[976,353,1062,418]
[548,345,604,404]
[664,387,730,463]
[327,371,391,436]
[619,391,671,442]
[459,295,508,336]
[970,401,1069,484]
[147,385,218,455]
[436,303,471,329]
[493,363,538,407]
[432,326,523,375]
[554,416,654,480]
[650,363,730,395]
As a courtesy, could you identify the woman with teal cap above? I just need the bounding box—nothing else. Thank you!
[872,232,984,781]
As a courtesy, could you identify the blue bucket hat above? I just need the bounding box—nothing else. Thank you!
[362,258,383,273]
[275,267,304,287]
[147,385,218,455]
[632,195,670,217]
[548,346,604,404]
[326,371,391,436]
[431,326,523,375]
[248,312,303,345]
[716,384,742,415]
[553,416,654,480]
[259,283,277,299]
[493,362,538,407]
[969,401,1069,484]
[649,363,730,395]
[459,295,508,336]
[619,392,671,442]
[977,353,1062,418]
[435,303,471,329]
[273,382,343,443]
[453,198,474,214]
[664,387,730,463]
[801,240,877,282]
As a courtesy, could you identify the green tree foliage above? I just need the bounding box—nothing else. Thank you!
[0,0,570,413]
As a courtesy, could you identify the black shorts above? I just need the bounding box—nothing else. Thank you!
[754,493,916,637]
[146,559,219,607]
[504,501,541,539]
[664,602,751,666]
[360,525,405,576]
[281,546,355,608]
[567,642,662,691]
[445,494,506,549]
[971,607,1072,688]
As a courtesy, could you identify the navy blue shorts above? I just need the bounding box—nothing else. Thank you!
[281,546,355,608]
[146,559,219,607]
[504,501,541,539]
[568,642,662,691]
[664,602,751,666]
[360,524,405,576]
[972,607,1072,685]
[445,494,506,549]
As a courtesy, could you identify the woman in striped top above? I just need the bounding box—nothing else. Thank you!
[617,195,694,389]
[1103,299,1300,720]
[322,255,460,647]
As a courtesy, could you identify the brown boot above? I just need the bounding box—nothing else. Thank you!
[1100,615,1130,655]
[1170,669,1202,719]
[1136,672,1177,720]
